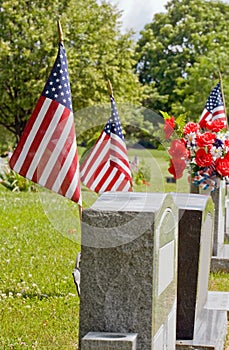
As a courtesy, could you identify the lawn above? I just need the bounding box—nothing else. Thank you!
[0,149,228,349]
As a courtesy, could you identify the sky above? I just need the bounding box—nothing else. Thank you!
[107,0,169,35]
[107,0,229,37]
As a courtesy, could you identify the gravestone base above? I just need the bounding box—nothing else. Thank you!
[206,291,229,315]
[81,332,137,350]
[176,309,227,350]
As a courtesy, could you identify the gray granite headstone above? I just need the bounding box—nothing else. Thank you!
[171,193,214,340]
[79,192,178,350]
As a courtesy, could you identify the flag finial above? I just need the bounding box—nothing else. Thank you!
[58,20,64,43]
[107,79,113,97]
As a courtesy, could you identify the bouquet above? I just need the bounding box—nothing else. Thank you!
[163,112,229,191]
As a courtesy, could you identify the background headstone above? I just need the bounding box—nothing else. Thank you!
[171,193,214,340]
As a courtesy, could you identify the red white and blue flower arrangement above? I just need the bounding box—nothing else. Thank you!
[163,82,228,192]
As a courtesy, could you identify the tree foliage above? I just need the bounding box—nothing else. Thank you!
[136,0,229,119]
[0,0,143,142]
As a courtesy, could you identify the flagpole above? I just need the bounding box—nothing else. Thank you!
[57,20,64,43]
[218,70,228,129]
[57,19,83,216]
[107,79,114,97]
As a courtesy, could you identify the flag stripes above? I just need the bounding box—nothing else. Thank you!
[80,96,132,194]
[199,82,227,129]
[9,43,81,205]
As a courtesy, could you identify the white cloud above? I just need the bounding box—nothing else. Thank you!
[108,0,168,35]
[107,0,229,37]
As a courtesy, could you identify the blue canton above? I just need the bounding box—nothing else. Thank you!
[104,97,124,140]
[42,43,72,112]
[206,83,223,112]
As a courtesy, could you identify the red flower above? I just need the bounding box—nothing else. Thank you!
[224,139,229,147]
[164,117,175,140]
[206,119,226,132]
[196,132,216,147]
[195,148,213,167]
[183,122,200,135]
[216,156,229,176]
[168,139,188,158]
[168,158,186,179]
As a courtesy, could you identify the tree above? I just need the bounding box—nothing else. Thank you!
[0,0,142,143]
[135,0,229,118]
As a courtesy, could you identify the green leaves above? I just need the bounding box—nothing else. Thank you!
[136,0,229,118]
[0,0,142,142]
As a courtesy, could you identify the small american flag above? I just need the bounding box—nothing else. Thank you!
[199,82,227,129]
[10,43,81,205]
[80,96,132,193]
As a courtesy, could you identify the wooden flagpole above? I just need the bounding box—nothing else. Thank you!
[57,20,64,43]
[107,79,114,97]
[218,70,228,129]
[57,20,83,217]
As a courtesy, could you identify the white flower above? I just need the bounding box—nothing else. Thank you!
[210,146,223,159]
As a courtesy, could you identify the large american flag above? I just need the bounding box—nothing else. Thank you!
[80,96,132,193]
[199,82,227,129]
[9,43,81,205]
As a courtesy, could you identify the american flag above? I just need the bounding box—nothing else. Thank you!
[9,43,81,205]
[199,82,227,129]
[80,96,132,193]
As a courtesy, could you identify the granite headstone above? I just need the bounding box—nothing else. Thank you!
[79,192,178,350]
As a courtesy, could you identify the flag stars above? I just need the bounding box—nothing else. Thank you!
[41,44,73,111]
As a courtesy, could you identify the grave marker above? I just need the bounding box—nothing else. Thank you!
[79,192,178,350]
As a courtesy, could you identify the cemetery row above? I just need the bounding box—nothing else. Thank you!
[77,183,229,350]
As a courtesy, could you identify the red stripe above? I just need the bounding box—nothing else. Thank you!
[111,137,128,156]
[80,132,110,179]
[116,177,129,191]
[44,125,75,189]
[94,165,114,193]
[71,181,81,203]
[59,151,78,196]
[110,160,132,182]
[10,96,46,169]
[212,109,225,117]
[103,169,121,192]
[32,109,71,183]
[110,148,131,169]
[18,100,61,177]
[84,152,110,189]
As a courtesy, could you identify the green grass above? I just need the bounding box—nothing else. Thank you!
[0,188,80,349]
[0,149,228,349]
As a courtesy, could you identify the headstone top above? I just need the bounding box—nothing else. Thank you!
[171,193,213,211]
[90,192,168,212]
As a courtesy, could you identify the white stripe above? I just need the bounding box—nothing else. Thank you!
[122,181,131,192]
[26,104,65,179]
[110,142,128,163]
[38,113,74,186]
[111,172,125,191]
[65,164,80,200]
[89,161,110,191]
[13,98,52,173]
[52,139,76,192]
[80,132,107,176]
[81,141,110,185]
[98,167,118,193]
